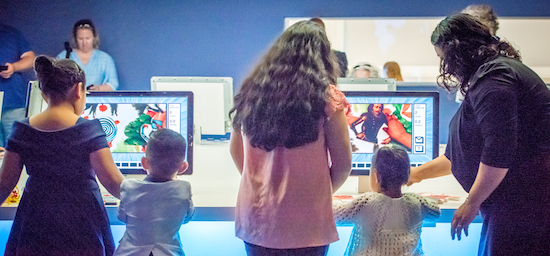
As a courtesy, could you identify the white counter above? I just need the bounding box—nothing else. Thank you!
[125,142,467,209]
[1,142,466,211]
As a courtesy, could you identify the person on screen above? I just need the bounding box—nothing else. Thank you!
[0,22,36,148]
[310,17,349,77]
[57,19,119,91]
[333,145,440,256]
[0,55,124,255]
[382,104,412,149]
[230,20,351,255]
[349,62,380,78]
[351,104,389,145]
[114,129,194,256]
[382,61,404,81]
[409,14,550,255]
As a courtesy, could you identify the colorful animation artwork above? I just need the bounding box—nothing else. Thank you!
[346,103,412,153]
[82,103,167,152]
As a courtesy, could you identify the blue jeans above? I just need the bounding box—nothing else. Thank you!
[0,107,26,147]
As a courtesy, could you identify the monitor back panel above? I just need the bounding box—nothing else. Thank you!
[337,78,397,92]
[150,76,233,139]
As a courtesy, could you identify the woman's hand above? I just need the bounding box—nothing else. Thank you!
[406,155,452,186]
[451,198,480,240]
[450,163,508,240]
[407,166,423,185]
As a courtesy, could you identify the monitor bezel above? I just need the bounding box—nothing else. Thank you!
[337,78,397,92]
[26,81,47,118]
[343,90,439,175]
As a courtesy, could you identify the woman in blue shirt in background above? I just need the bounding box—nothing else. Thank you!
[58,19,118,91]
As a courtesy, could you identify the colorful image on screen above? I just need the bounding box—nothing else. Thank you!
[347,103,413,153]
[344,91,438,175]
[83,103,169,152]
[82,92,193,174]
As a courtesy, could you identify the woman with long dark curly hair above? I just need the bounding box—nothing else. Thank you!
[410,13,550,255]
[229,20,351,256]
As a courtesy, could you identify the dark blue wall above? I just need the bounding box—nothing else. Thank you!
[2,0,549,91]
[2,0,549,143]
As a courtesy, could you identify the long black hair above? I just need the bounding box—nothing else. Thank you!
[367,103,384,115]
[230,20,340,151]
[431,13,521,95]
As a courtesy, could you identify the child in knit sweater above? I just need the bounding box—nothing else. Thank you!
[333,145,440,256]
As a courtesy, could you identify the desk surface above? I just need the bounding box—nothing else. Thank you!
[1,142,470,221]
[126,142,467,208]
[158,142,467,208]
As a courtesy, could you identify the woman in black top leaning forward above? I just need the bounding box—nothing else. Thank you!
[409,13,550,256]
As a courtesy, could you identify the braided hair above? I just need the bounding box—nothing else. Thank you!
[34,55,86,104]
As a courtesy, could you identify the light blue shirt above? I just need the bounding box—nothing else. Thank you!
[114,178,194,256]
[57,49,119,90]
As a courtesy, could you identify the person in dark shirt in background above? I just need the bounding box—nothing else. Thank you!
[462,4,499,36]
[0,22,35,148]
[310,17,348,77]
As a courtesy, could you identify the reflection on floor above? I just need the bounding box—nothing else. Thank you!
[0,221,480,255]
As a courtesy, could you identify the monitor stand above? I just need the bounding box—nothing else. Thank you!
[358,176,372,193]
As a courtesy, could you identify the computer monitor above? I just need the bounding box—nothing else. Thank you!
[83,91,194,175]
[0,91,4,120]
[150,76,233,141]
[344,91,439,176]
[396,81,461,145]
[337,78,396,92]
[26,81,48,117]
